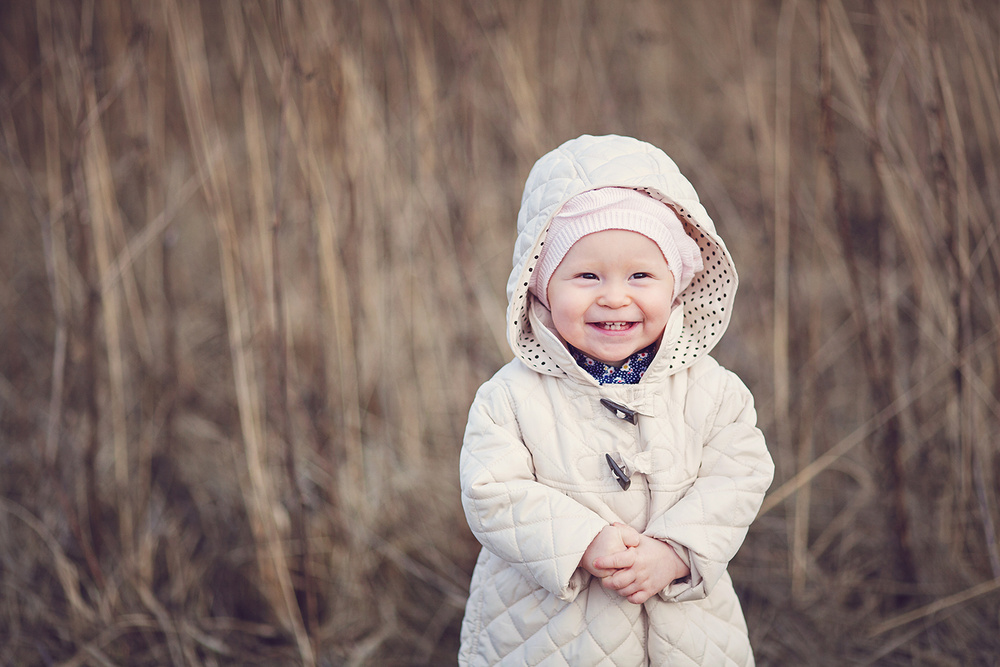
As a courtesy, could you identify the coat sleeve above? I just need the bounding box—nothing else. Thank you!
[459,377,609,602]
[646,366,774,602]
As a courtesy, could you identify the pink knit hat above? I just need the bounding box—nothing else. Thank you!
[529,187,704,309]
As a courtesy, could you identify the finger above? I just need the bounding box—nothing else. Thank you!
[594,548,636,571]
[612,578,650,602]
[603,569,636,592]
[615,573,643,592]
[592,555,611,571]
[618,525,642,548]
[612,582,637,597]
[590,566,618,579]
[626,590,652,605]
[602,574,620,591]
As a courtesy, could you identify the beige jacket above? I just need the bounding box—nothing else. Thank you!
[459,135,774,666]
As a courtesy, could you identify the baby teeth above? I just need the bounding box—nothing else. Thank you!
[600,322,629,330]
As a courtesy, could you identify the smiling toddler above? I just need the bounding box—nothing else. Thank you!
[535,186,703,380]
[458,135,774,666]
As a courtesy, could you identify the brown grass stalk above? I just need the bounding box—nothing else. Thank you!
[306,60,367,516]
[825,0,918,591]
[773,0,801,598]
[228,0,317,633]
[35,0,69,475]
[868,576,1000,638]
[933,21,1000,580]
[758,333,955,516]
[81,43,135,557]
[162,1,313,663]
[0,497,95,626]
[0,14,111,603]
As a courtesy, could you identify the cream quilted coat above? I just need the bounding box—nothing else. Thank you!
[459,135,774,666]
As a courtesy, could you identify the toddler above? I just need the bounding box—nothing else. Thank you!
[459,134,774,665]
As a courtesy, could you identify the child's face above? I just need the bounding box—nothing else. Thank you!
[547,229,675,366]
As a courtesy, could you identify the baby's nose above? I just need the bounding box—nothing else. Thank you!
[598,283,631,307]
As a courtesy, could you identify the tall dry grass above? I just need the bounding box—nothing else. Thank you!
[1,0,998,664]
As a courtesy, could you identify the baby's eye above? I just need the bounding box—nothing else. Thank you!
[578,272,599,280]
[631,272,650,280]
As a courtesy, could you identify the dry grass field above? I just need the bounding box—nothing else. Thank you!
[2,0,999,664]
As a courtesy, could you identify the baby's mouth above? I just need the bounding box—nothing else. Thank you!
[594,322,634,331]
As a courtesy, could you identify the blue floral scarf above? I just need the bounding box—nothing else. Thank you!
[571,344,657,385]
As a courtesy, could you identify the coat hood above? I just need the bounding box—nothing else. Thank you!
[506,134,738,380]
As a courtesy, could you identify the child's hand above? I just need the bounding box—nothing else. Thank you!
[580,523,641,578]
[596,534,690,604]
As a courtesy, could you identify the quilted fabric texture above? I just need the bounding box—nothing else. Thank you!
[459,135,774,666]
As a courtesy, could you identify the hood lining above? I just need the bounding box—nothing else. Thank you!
[505,139,738,379]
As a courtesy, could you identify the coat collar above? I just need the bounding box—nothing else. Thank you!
[526,299,686,389]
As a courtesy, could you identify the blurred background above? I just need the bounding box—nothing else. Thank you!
[2,0,999,664]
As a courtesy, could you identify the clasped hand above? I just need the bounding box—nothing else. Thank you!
[580,522,690,605]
